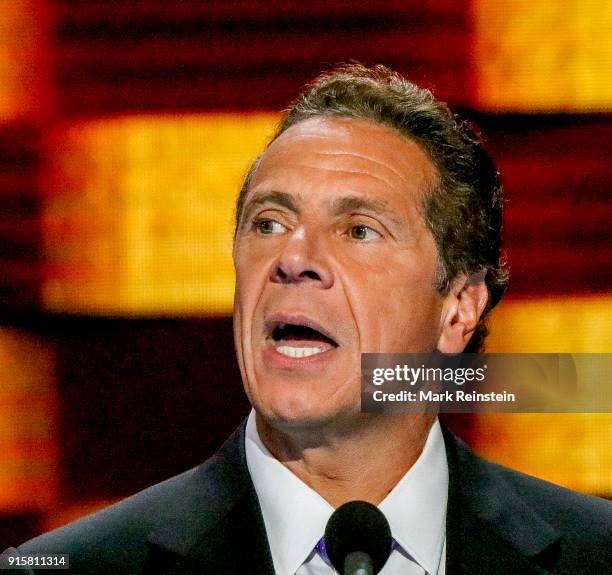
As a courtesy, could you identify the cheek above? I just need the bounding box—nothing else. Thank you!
[234,243,272,306]
[343,248,441,349]
[233,246,269,363]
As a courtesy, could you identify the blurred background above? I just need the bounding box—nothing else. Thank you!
[0,0,610,547]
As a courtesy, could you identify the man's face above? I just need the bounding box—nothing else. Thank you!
[233,117,447,429]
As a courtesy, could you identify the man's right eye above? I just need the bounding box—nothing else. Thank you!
[254,219,285,234]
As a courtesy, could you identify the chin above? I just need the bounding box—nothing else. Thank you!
[255,392,360,435]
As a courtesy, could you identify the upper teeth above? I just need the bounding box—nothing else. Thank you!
[276,346,325,358]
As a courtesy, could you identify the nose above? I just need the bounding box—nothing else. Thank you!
[269,229,334,289]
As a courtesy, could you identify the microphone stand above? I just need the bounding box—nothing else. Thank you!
[344,551,374,575]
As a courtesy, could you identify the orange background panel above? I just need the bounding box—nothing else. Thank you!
[472,0,612,111]
[473,296,612,495]
[0,328,58,512]
[472,413,612,495]
[42,113,278,314]
[0,0,52,122]
[487,296,612,353]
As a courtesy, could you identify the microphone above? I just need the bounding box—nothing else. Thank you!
[324,500,392,575]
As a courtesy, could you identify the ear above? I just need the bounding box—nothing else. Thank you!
[437,269,488,353]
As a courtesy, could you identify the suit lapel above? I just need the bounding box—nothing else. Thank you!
[145,423,275,575]
[143,419,564,574]
[442,425,560,574]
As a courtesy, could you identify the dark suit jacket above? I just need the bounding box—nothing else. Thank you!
[3,423,611,574]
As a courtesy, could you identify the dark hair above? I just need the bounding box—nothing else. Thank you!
[236,63,508,352]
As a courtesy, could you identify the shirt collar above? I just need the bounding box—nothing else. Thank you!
[245,411,334,574]
[379,418,448,574]
[245,410,448,575]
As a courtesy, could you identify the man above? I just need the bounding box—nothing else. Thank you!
[3,64,610,574]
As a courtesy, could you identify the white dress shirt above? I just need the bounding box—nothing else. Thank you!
[245,410,448,575]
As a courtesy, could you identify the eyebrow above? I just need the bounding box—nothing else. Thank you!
[240,191,406,232]
[331,195,403,227]
[240,190,301,225]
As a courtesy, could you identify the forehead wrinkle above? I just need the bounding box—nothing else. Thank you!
[269,116,437,188]
[277,159,425,199]
[256,151,412,200]
[311,145,436,189]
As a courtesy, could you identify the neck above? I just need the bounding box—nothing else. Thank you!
[256,412,436,507]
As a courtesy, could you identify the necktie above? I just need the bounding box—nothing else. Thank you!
[314,536,399,569]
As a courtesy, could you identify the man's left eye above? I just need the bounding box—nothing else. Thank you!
[349,224,381,241]
[256,219,285,234]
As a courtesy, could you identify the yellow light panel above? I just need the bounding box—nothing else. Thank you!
[474,296,612,496]
[473,0,612,111]
[43,113,278,314]
[487,296,612,353]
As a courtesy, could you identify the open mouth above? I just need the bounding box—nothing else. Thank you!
[267,321,339,359]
